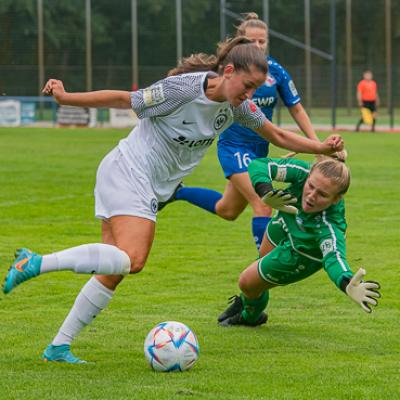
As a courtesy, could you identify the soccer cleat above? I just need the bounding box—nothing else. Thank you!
[157,182,184,211]
[218,311,268,327]
[217,295,243,323]
[3,248,42,294]
[42,344,87,364]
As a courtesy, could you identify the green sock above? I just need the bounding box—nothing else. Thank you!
[241,291,269,323]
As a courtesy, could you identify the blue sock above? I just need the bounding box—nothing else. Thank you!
[175,187,223,214]
[252,216,271,251]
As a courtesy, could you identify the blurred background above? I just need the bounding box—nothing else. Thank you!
[0,0,399,128]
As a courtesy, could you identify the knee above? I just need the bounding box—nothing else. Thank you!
[128,256,147,274]
[221,212,239,221]
[216,207,240,221]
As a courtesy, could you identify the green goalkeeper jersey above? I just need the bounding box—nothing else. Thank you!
[248,157,353,288]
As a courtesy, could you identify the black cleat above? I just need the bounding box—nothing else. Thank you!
[217,295,243,323]
[219,311,268,327]
[157,182,184,211]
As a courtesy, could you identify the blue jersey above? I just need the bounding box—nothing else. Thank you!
[218,56,301,145]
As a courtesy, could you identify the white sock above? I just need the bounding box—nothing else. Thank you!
[52,277,114,346]
[40,243,130,275]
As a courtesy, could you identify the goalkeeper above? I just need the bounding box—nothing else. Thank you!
[218,156,381,327]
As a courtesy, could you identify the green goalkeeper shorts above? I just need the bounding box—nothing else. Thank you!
[258,241,323,286]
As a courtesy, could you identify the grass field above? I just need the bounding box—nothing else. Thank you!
[0,127,399,400]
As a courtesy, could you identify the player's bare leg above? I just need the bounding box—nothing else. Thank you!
[216,172,272,250]
[43,216,155,363]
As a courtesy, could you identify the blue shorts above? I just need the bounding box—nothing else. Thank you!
[217,140,270,178]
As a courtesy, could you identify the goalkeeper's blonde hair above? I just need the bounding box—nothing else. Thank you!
[311,158,350,195]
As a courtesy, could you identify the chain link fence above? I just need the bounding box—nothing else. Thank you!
[1,0,399,128]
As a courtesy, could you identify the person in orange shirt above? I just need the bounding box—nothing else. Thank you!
[355,70,380,132]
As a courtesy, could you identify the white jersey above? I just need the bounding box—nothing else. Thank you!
[118,72,266,201]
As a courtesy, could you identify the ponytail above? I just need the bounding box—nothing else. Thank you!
[168,36,267,77]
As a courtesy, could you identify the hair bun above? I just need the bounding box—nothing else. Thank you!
[243,12,259,21]
[330,149,348,163]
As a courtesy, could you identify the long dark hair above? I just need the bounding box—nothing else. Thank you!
[168,36,267,76]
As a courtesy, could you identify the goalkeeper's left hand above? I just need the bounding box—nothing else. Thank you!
[262,190,298,215]
[344,268,381,313]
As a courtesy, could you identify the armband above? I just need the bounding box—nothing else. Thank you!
[255,182,273,197]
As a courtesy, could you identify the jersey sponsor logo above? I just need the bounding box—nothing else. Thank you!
[253,97,275,107]
[172,135,215,148]
[288,80,298,97]
[150,198,158,214]
[213,108,229,130]
[265,73,276,87]
[320,239,334,257]
[143,84,165,106]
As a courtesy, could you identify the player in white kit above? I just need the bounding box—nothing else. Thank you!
[3,37,344,363]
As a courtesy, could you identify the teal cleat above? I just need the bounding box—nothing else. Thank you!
[43,344,87,364]
[3,248,42,294]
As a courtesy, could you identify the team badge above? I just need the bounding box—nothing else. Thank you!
[213,108,229,130]
[265,74,276,87]
[296,216,306,232]
[150,198,158,214]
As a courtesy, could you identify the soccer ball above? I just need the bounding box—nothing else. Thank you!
[144,321,199,372]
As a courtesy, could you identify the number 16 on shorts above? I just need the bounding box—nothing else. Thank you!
[234,152,252,170]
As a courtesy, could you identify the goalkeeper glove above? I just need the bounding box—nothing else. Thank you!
[343,268,381,313]
[262,190,298,215]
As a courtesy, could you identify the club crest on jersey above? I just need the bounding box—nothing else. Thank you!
[265,73,276,87]
[296,216,306,232]
[213,108,229,130]
[150,198,158,214]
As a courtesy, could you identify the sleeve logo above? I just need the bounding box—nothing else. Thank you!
[143,84,165,106]
[249,101,257,112]
[320,239,334,257]
[276,166,287,181]
[288,80,298,97]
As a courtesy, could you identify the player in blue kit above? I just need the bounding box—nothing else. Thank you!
[173,13,318,251]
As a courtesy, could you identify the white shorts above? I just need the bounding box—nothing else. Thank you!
[94,147,158,222]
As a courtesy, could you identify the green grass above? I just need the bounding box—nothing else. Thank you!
[0,127,399,400]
